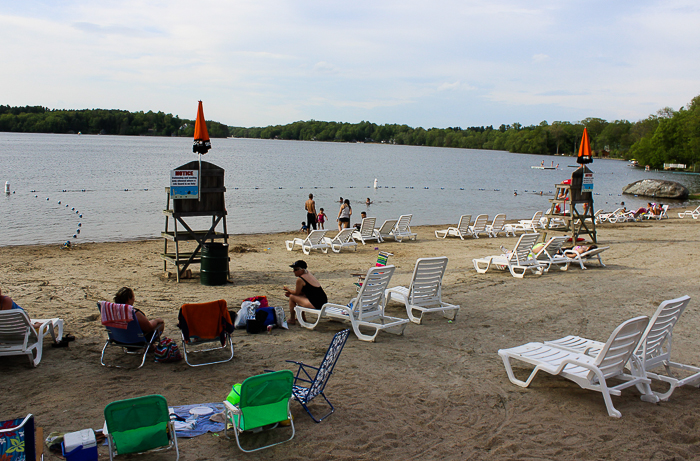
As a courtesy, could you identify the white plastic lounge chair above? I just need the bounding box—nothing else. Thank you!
[0,310,64,367]
[498,315,653,418]
[541,209,567,229]
[472,233,543,278]
[468,214,489,238]
[285,230,329,255]
[505,211,543,234]
[678,205,700,219]
[296,265,409,342]
[323,228,357,253]
[434,215,472,239]
[352,217,379,245]
[389,214,417,242]
[545,295,699,402]
[486,213,512,237]
[562,245,609,270]
[596,208,621,223]
[534,236,569,272]
[374,219,397,242]
[385,256,460,324]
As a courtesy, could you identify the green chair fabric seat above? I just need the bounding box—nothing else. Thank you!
[223,370,295,452]
[104,394,179,460]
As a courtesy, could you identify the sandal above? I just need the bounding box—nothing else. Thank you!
[63,333,76,342]
[52,339,70,348]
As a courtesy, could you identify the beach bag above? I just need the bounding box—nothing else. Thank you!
[246,308,275,334]
[274,306,288,330]
[154,336,182,363]
[243,296,268,308]
[235,301,259,329]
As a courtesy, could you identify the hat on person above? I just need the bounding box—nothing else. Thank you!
[289,260,307,270]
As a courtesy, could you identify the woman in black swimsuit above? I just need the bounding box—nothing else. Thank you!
[283,260,328,325]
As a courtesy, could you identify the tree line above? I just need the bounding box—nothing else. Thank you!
[0,106,229,138]
[2,94,699,170]
[232,94,700,170]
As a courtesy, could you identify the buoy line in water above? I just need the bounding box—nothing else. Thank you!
[30,193,85,246]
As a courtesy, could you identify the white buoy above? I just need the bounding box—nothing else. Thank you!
[373,178,378,189]
[4,181,9,194]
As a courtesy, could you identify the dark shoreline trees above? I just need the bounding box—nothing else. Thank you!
[0,106,229,138]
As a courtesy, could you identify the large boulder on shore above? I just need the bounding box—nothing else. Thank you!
[622,179,689,199]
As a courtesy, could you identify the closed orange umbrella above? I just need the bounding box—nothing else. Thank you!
[193,100,211,154]
[577,127,593,164]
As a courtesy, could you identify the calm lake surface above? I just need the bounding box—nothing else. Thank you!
[2,132,698,246]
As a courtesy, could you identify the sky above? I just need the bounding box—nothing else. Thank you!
[1,0,699,129]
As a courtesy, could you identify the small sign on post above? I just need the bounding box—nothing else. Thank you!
[170,169,199,199]
[582,172,594,192]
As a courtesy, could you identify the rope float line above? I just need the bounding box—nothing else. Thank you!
[30,194,86,244]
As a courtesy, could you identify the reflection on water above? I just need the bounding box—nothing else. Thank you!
[2,132,698,246]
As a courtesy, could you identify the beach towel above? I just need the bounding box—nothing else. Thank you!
[170,403,225,438]
[178,300,233,346]
[99,301,134,329]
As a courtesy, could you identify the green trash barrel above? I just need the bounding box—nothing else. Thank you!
[200,243,229,286]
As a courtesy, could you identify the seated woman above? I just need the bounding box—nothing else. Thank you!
[1,287,72,343]
[114,287,164,336]
[0,287,24,312]
[283,260,328,325]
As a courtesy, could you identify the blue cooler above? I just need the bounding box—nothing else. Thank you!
[62,429,98,461]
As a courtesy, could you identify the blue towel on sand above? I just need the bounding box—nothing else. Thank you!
[172,402,225,438]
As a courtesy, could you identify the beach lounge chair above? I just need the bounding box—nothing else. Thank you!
[534,236,569,272]
[468,214,489,238]
[0,310,64,367]
[352,217,379,244]
[1,414,42,461]
[98,302,160,369]
[434,214,472,239]
[562,245,609,270]
[678,205,700,219]
[283,328,350,422]
[223,370,295,452]
[645,204,669,220]
[498,315,653,418]
[505,211,543,234]
[385,256,460,324]
[486,213,513,237]
[374,219,398,242]
[104,394,179,461]
[545,296,699,402]
[285,230,329,255]
[389,214,417,241]
[472,233,543,278]
[353,251,392,292]
[297,265,409,342]
[177,299,234,367]
[323,228,357,252]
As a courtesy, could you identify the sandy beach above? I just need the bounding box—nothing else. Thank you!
[3,216,700,460]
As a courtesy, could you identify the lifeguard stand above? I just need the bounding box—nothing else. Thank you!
[161,160,229,282]
[542,165,597,243]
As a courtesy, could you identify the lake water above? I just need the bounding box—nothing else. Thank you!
[2,132,698,246]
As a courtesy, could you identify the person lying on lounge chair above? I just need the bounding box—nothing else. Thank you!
[1,286,74,345]
[565,244,598,257]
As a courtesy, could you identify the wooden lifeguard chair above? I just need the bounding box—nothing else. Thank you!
[542,165,597,243]
[161,160,229,282]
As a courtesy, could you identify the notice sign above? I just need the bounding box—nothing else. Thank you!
[170,169,199,199]
[582,172,594,192]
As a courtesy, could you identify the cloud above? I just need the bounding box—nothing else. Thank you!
[313,61,339,74]
[532,54,549,63]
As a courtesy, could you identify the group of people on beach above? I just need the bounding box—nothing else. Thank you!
[300,194,373,233]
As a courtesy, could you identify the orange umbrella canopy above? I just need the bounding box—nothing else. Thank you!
[193,100,211,154]
[577,127,593,164]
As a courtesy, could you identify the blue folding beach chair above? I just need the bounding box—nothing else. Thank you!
[287,329,350,422]
[98,302,160,369]
[0,414,40,461]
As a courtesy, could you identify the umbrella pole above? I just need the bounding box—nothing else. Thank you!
[198,153,202,202]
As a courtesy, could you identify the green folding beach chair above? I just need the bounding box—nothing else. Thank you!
[104,394,179,461]
[223,370,295,452]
